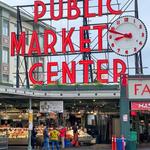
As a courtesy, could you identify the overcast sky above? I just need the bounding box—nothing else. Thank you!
[1,0,150,75]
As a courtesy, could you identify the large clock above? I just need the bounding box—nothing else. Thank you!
[108,16,147,56]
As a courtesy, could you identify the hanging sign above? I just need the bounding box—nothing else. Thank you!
[40,101,63,113]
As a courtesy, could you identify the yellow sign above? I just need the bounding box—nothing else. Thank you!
[29,112,33,122]
[28,110,33,130]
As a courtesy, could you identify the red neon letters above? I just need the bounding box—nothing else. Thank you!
[34,0,122,22]
[134,84,150,95]
[11,0,125,85]
[28,59,126,85]
[11,25,107,55]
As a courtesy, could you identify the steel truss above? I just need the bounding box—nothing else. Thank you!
[15,0,143,88]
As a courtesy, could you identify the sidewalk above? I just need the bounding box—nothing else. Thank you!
[8,144,150,150]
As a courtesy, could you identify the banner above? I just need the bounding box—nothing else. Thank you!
[131,102,150,111]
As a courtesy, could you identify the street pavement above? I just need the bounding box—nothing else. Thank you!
[8,144,150,150]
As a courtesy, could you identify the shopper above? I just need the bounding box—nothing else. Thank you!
[72,122,79,147]
[50,125,60,150]
[60,126,67,149]
[31,126,37,150]
[42,125,50,150]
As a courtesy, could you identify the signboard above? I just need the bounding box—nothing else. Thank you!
[9,1,147,85]
[131,102,150,111]
[128,79,150,99]
[123,114,128,122]
[40,101,63,113]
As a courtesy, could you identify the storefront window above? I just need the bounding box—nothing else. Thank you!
[3,20,9,36]
[2,47,9,64]
[3,74,9,83]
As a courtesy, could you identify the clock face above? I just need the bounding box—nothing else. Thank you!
[108,16,147,56]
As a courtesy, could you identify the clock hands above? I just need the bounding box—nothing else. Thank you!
[109,29,132,41]
[115,33,132,41]
[109,29,125,35]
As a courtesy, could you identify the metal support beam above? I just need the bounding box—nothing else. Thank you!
[16,6,20,88]
[28,98,32,150]
[17,7,32,149]
[16,7,30,88]
[82,0,93,83]
[120,75,130,139]
[135,0,143,75]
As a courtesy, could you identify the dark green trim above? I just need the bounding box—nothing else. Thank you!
[33,84,119,91]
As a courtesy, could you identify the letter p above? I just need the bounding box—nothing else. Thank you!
[34,1,46,23]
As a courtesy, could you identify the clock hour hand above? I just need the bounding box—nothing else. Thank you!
[115,36,125,41]
[109,29,125,36]
[115,33,132,41]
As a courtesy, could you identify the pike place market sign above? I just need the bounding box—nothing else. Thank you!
[10,0,147,85]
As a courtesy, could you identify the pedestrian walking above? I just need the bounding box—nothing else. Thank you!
[50,125,60,150]
[31,126,37,150]
[42,125,50,150]
[60,126,67,149]
[72,122,80,147]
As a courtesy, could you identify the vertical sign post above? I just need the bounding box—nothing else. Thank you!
[28,98,33,150]
[120,74,131,139]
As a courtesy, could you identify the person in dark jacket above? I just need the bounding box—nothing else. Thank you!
[42,125,50,150]
[31,126,37,149]
[72,122,79,147]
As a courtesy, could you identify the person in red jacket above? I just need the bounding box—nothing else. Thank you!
[60,126,67,148]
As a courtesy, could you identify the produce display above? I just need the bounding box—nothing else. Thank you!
[0,127,96,144]
[0,128,28,138]
[66,129,96,144]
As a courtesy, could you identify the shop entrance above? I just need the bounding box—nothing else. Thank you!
[0,95,120,145]
[131,111,150,144]
[65,99,120,144]
[85,114,120,144]
[131,102,150,144]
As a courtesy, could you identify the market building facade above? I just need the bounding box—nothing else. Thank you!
[0,0,149,149]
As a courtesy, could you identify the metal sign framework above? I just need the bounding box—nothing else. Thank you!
[15,0,143,88]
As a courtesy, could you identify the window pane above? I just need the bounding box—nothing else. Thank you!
[14,24,17,34]
[2,47,9,64]
[3,20,9,36]
[3,74,9,83]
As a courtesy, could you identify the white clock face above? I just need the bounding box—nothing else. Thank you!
[108,16,147,56]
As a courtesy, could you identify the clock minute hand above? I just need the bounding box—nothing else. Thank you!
[109,29,125,36]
